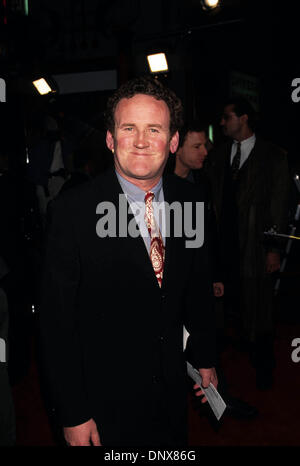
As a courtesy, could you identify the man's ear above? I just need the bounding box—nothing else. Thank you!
[106,130,115,153]
[169,131,179,154]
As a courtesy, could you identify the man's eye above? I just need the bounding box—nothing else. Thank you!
[149,128,159,133]
[124,127,133,131]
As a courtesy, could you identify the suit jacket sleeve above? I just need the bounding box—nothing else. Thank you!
[183,205,217,369]
[207,202,223,283]
[268,147,290,251]
[39,195,92,427]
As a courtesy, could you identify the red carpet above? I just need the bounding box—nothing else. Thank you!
[11,322,300,446]
[189,322,300,446]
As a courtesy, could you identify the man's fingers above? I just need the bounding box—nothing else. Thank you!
[66,438,91,446]
[91,430,102,446]
[63,418,101,447]
[201,376,210,389]
[194,388,208,403]
[193,383,207,401]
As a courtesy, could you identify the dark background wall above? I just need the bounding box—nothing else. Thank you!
[1,0,300,321]
[1,1,300,161]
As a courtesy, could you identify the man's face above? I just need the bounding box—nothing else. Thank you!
[177,131,208,170]
[106,94,179,188]
[220,104,244,139]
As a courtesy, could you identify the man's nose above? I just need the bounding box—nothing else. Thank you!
[134,130,149,147]
[200,146,208,158]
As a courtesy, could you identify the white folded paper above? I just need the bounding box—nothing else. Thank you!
[183,326,226,421]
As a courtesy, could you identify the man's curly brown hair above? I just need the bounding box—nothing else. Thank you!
[105,76,184,137]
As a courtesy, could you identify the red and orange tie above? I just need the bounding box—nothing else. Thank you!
[144,191,165,287]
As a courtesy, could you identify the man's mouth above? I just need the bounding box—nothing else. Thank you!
[131,152,153,157]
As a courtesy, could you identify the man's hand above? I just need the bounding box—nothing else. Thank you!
[193,367,218,404]
[213,282,224,297]
[266,251,280,274]
[64,418,101,446]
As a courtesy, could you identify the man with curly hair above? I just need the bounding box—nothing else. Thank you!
[40,76,217,446]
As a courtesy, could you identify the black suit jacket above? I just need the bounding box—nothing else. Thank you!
[205,136,290,339]
[206,137,289,240]
[164,156,223,282]
[39,167,216,445]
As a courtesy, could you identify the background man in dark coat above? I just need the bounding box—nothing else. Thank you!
[165,121,258,419]
[206,97,290,390]
[39,77,217,446]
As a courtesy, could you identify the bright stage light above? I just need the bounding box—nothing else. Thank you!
[201,0,220,11]
[147,53,168,73]
[32,78,52,95]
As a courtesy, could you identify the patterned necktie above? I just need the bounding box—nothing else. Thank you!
[144,191,165,287]
[231,141,241,180]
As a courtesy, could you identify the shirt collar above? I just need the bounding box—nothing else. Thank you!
[234,133,256,147]
[116,171,163,202]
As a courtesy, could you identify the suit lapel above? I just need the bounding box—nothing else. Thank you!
[161,175,185,292]
[236,138,264,208]
[97,168,162,290]
[238,139,257,175]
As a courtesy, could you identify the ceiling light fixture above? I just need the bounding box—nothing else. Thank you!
[147,53,168,74]
[200,0,220,11]
[32,78,53,95]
